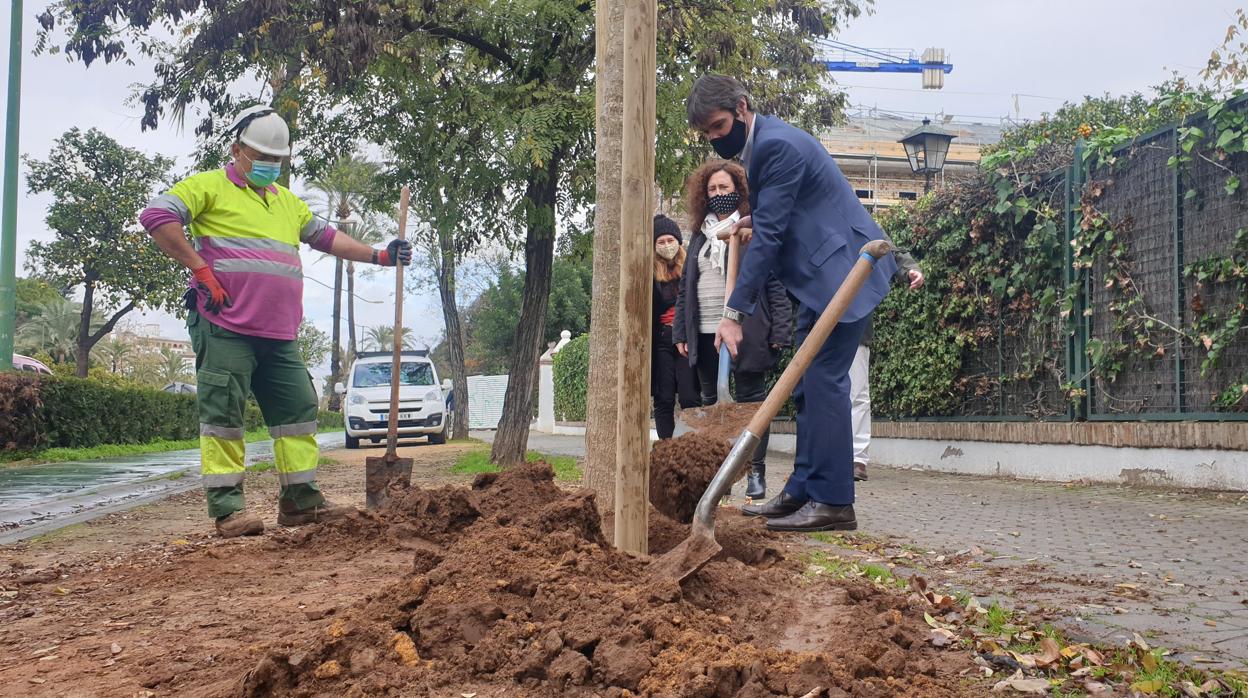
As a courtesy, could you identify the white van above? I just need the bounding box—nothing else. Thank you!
[335,351,452,449]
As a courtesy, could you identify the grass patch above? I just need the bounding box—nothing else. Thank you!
[983,602,1017,636]
[26,523,87,544]
[245,454,336,474]
[801,550,908,589]
[450,448,500,475]
[3,425,340,466]
[448,447,582,482]
[526,450,582,483]
[162,470,188,481]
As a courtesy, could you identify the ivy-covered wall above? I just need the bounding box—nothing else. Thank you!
[870,88,1248,419]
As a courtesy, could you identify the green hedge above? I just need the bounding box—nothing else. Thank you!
[38,376,201,448]
[552,334,589,422]
[0,373,346,453]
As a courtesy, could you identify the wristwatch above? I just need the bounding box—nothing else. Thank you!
[722,307,745,323]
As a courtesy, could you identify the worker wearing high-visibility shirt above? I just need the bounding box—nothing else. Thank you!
[139,106,413,538]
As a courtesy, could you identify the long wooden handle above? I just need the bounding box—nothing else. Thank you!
[724,231,741,301]
[744,240,894,437]
[386,185,410,457]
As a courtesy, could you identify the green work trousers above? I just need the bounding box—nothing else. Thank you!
[188,311,324,519]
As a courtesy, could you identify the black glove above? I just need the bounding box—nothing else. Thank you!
[376,239,413,267]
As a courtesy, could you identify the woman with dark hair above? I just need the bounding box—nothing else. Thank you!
[652,214,700,440]
[673,161,792,500]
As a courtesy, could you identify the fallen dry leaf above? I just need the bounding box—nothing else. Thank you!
[1082,679,1113,696]
[1036,637,1062,668]
[991,670,1050,694]
[930,628,956,647]
[1132,679,1166,694]
[1140,649,1158,673]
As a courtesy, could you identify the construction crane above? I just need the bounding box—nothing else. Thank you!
[814,39,953,89]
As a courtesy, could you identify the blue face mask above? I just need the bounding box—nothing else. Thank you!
[246,160,282,187]
[238,150,282,187]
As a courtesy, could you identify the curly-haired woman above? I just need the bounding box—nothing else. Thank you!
[673,160,792,500]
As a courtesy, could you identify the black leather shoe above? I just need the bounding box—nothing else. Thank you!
[745,469,766,500]
[853,461,868,482]
[741,490,805,518]
[765,501,857,532]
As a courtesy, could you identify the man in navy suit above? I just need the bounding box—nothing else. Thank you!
[686,74,898,532]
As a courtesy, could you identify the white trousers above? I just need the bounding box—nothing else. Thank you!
[849,344,871,465]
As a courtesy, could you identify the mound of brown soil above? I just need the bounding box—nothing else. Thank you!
[237,463,977,697]
[649,432,733,522]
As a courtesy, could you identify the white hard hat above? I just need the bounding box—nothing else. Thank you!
[226,105,291,157]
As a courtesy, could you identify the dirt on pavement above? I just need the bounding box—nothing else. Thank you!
[0,441,984,697]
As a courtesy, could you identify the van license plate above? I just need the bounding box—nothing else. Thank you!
[379,412,416,422]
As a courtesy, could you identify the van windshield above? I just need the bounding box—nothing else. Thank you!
[352,362,435,388]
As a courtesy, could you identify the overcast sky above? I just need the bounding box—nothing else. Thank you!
[1,0,1243,384]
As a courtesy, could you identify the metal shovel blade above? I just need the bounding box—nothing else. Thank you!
[649,429,760,583]
[715,343,734,406]
[365,453,412,509]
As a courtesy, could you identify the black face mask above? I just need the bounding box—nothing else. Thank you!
[707,192,741,217]
[710,117,748,159]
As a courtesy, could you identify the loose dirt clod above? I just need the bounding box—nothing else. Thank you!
[238,462,978,697]
[649,432,732,522]
[679,402,760,443]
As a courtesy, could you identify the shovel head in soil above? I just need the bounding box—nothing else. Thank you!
[649,240,894,584]
[365,454,412,509]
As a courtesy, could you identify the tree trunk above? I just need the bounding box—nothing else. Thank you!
[347,261,357,360]
[328,257,344,411]
[584,0,626,507]
[75,278,96,378]
[436,226,471,440]
[490,154,561,466]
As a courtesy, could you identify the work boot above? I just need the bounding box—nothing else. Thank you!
[744,464,766,500]
[276,500,357,527]
[741,490,806,518]
[214,510,264,538]
[766,501,857,532]
[853,461,868,482]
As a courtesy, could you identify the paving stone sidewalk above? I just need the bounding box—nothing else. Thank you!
[774,461,1248,669]
[501,431,1248,668]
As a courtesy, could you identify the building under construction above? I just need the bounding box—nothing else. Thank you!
[821,107,1006,210]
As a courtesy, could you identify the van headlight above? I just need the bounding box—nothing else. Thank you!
[349,393,366,405]
[424,389,441,404]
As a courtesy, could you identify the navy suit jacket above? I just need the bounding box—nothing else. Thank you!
[728,115,898,324]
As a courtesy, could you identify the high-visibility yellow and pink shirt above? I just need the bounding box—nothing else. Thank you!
[140,164,337,341]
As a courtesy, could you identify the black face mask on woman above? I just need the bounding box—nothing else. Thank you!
[707,191,741,217]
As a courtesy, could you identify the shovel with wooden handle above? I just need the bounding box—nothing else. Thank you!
[714,229,743,405]
[365,184,414,509]
[649,240,894,584]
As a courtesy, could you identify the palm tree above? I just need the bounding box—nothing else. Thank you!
[363,325,416,352]
[158,347,191,385]
[310,154,381,410]
[15,297,95,365]
[344,212,389,359]
[94,336,134,374]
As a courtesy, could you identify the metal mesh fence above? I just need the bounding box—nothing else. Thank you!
[1086,129,1181,416]
[1180,117,1248,414]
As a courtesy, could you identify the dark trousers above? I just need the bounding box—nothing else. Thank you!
[693,333,770,468]
[653,325,698,439]
[782,307,869,506]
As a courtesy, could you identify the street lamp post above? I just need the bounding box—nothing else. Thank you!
[1,1,23,371]
[899,118,955,193]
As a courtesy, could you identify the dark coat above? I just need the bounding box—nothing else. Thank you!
[728,115,899,323]
[673,232,794,374]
